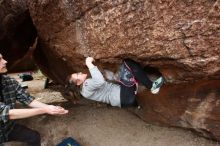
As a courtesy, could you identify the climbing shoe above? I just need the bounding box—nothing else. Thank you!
[151,76,164,94]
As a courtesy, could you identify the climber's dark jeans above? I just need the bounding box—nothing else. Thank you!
[7,123,41,146]
[120,59,153,107]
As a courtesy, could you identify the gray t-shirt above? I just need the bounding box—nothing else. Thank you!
[80,66,121,107]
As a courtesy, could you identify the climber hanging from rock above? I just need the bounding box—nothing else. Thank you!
[66,57,164,107]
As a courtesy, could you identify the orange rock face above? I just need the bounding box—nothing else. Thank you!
[28,0,220,84]
[136,80,220,140]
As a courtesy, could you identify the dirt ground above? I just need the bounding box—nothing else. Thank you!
[4,72,220,146]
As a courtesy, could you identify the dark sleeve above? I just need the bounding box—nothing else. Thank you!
[14,80,35,105]
[0,102,10,123]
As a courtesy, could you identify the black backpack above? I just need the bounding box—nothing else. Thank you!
[118,61,138,94]
[19,73,33,82]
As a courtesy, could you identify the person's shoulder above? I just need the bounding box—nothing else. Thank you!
[83,79,91,85]
[82,78,94,88]
[2,75,17,84]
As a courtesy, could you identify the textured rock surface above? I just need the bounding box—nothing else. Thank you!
[135,79,220,140]
[0,0,37,72]
[28,0,220,84]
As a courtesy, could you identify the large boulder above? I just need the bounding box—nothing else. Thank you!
[27,0,220,140]
[28,0,220,84]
